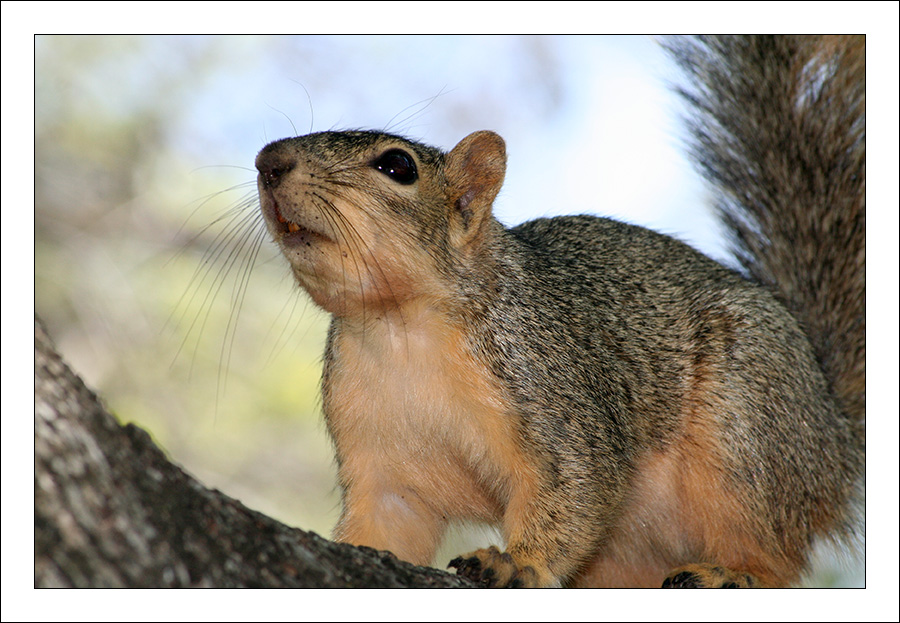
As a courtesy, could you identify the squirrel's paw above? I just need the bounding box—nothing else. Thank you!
[448,546,554,588]
[662,564,759,588]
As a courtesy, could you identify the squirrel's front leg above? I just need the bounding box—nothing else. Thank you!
[449,483,602,588]
[334,480,446,567]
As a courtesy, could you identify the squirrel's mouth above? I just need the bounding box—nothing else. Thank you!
[264,196,332,245]
[275,208,303,234]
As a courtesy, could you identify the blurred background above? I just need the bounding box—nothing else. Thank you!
[32,35,862,586]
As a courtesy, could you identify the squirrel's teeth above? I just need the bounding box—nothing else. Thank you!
[287,222,301,233]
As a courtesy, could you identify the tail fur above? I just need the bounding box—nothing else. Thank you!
[668,35,866,424]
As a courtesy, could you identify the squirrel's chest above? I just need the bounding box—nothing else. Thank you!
[322,316,518,471]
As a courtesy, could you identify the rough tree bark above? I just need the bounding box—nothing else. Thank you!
[34,316,474,588]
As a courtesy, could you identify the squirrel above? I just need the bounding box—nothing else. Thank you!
[252,35,864,587]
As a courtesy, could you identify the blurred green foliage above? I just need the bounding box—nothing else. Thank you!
[35,35,341,535]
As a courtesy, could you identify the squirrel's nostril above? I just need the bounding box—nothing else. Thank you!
[262,167,283,187]
[255,141,298,188]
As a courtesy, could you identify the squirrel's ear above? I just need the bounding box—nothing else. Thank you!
[444,131,507,248]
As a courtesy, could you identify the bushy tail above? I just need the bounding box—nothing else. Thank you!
[669,35,865,423]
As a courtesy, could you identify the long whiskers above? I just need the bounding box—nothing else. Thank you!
[216,210,271,404]
[262,282,311,367]
[170,190,260,358]
[168,180,275,414]
[383,87,451,136]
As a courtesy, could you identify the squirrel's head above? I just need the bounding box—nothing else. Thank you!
[256,130,507,318]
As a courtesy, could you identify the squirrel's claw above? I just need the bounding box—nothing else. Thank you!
[449,546,543,588]
[662,564,759,588]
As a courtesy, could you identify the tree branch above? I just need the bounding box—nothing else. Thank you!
[34,316,473,588]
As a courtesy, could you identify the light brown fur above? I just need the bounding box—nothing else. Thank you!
[325,305,539,567]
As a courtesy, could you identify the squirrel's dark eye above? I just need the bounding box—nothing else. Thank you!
[372,149,418,185]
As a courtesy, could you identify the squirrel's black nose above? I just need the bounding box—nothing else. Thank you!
[255,141,297,189]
